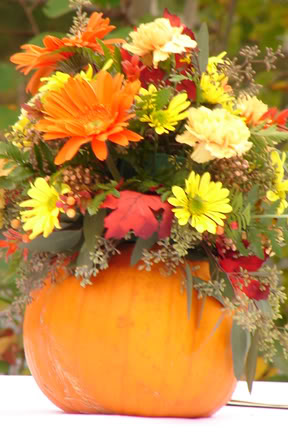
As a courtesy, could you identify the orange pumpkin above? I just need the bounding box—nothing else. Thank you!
[23,246,237,417]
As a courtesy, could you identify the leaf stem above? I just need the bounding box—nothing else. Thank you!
[253,214,288,219]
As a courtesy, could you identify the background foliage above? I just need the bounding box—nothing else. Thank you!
[1,0,288,378]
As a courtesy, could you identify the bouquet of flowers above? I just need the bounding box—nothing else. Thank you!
[2,2,288,388]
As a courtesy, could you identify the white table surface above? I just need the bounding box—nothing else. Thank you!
[0,376,288,431]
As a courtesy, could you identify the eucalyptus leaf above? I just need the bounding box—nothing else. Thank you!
[23,229,83,253]
[130,232,158,267]
[196,22,209,74]
[255,299,273,318]
[245,330,259,393]
[184,262,193,319]
[231,322,251,380]
[76,210,105,268]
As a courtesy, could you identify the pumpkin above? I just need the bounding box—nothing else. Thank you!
[23,246,237,417]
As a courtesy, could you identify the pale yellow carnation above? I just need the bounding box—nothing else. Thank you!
[237,95,268,126]
[176,106,252,163]
[123,18,197,67]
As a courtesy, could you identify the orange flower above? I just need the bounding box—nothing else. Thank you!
[36,71,142,164]
[10,12,124,94]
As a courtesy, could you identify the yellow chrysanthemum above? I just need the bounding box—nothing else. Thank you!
[39,65,94,95]
[19,178,70,240]
[11,109,33,147]
[176,106,251,163]
[200,52,235,110]
[266,151,288,214]
[140,93,190,134]
[237,95,268,126]
[168,171,232,234]
[135,84,158,111]
[123,18,197,67]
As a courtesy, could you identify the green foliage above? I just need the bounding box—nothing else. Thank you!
[44,0,70,18]
[196,23,209,74]
[232,322,251,380]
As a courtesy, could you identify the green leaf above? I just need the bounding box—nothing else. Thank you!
[231,322,251,380]
[109,26,132,40]
[39,141,56,172]
[23,229,83,253]
[130,232,158,266]
[196,23,209,74]
[95,38,113,61]
[76,210,105,268]
[255,299,273,318]
[87,192,109,215]
[184,261,193,319]
[245,330,259,393]
[33,144,43,173]
[43,0,70,18]
[155,88,172,110]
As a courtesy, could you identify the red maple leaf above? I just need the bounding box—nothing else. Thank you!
[101,191,173,239]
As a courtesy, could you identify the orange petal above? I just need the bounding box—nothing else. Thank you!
[91,137,108,161]
[54,137,90,165]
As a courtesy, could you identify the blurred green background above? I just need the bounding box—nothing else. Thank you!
[0,0,288,378]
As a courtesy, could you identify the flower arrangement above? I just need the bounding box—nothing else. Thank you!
[2,2,288,389]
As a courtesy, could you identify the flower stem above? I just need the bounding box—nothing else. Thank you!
[106,153,121,182]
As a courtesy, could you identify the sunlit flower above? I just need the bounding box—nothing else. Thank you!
[19,178,70,239]
[10,12,124,94]
[123,18,197,68]
[237,95,268,126]
[168,171,232,234]
[36,71,142,164]
[136,84,158,111]
[39,65,94,97]
[200,73,235,109]
[176,106,251,163]
[140,92,190,134]
[266,151,288,214]
[200,52,235,110]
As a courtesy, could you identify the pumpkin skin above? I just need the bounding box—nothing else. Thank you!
[23,247,237,417]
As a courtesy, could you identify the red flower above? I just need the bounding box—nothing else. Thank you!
[230,276,270,300]
[121,49,145,82]
[219,255,265,273]
[0,229,29,261]
[216,238,269,300]
[261,107,288,130]
[163,9,196,40]
[140,66,166,88]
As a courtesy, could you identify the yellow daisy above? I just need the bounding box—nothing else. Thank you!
[168,171,232,234]
[123,18,197,68]
[140,92,190,134]
[19,178,70,239]
[266,151,288,214]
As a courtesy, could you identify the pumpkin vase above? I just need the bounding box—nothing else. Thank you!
[23,247,237,417]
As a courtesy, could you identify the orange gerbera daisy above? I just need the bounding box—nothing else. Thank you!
[36,70,142,164]
[10,12,124,94]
